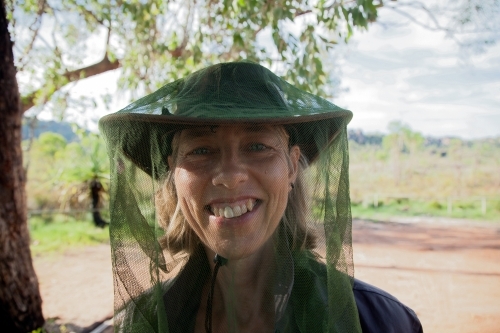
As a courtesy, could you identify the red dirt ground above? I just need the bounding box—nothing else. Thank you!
[33,218,500,333]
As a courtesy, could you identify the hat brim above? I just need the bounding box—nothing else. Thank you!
[99,110,352,178]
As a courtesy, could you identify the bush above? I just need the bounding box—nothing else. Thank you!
[428,201,444,210]
[457,201,475,210]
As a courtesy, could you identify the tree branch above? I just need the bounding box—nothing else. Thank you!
[16,0,46,71]
[63,54,120,81]
[295,9,312,17]
[385,5,446,32]
[382,4,464,48]
[80,6,105,25]
[170,0,192,58]
[21,55,120,112]
[294,0,365,19]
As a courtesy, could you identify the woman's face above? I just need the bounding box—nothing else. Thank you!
[169,124,300,259]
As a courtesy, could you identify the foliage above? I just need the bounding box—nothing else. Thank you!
[24,129,109,212]
[349,124,500,221]
[37,132,66,156]
[8,0,381,115]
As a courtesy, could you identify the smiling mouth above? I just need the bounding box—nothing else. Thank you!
[208,199,256,219]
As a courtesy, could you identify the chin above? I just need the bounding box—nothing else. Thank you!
[208,237,271,261]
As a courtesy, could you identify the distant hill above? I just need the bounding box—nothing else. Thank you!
[22,119,78,142]
[347,129,498,148]
[348,129,384,146]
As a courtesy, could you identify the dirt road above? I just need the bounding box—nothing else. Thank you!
[353,218,500,333]
[33,218,500,332]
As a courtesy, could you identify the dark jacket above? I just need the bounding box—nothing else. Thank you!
[353,279,422,333]
[160,248,423,333]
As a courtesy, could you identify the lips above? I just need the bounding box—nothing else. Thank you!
[209,199,256,218]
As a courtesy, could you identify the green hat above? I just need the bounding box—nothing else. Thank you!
[99,61,352,176]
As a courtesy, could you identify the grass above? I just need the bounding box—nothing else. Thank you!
[29,214,110,256]
[27,200,499,257]
[347,140,500,223]
[350,198,500,222]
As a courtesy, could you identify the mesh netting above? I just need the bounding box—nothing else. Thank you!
[99,62,361,333]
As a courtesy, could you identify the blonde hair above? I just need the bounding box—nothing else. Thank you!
[155,126,316,255]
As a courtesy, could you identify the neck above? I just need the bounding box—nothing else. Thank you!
[203,240,276,331]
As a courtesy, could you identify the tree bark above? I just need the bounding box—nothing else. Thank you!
[0,1,45,331]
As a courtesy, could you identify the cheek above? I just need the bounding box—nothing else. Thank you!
[174,169,205,214]
[260,160,291,214]
[261,158,291,189]
[272,186,289,216]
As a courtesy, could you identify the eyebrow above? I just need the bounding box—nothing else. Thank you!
[181,127,214,140]
[244,124,272,133]
[181,124,272,139]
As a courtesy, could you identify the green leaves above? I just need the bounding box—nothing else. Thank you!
[24,128,110,212]
[37,132,67,157]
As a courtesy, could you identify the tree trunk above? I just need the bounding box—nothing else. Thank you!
[0,1,45,331]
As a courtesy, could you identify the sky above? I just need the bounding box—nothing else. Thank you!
[333,4,500,139]
[35,2,500,140]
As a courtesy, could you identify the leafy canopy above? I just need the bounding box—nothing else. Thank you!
[7,0,500,115]
[8,0,379,115]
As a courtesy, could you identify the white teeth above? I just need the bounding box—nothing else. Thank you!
[211,200,256,218]
[233,205,242,216]
[224,206,234,218]
[246,199,254,212]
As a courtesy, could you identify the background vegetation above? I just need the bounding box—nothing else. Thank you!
[24,127,109,213]
[23,121,111,254]
[348,121,500,221]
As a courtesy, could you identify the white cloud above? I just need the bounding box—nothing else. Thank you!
[335,3,500,139]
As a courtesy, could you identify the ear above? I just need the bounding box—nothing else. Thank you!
[288,145,300,184]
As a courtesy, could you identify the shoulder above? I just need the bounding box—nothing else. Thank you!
[353,279,423,333]
[291,253,423,332]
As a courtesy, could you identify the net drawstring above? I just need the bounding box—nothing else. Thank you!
[205,254,228,333]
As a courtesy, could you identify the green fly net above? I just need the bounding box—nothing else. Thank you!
[99,62,361,333]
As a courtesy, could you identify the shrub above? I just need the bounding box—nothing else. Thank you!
[428,201,443,210]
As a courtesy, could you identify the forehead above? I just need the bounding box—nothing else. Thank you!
[178,124,287,141]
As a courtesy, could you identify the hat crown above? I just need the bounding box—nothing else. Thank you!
[117,62,344,120]
[171,62,287,116]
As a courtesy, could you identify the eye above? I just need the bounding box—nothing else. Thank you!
[248,143,268,151]
[189,147,211,155]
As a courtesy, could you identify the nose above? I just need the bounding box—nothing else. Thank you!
[212,150,248,189]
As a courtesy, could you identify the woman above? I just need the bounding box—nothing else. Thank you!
[100,62,422,333]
